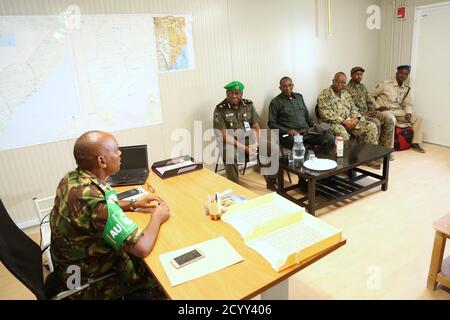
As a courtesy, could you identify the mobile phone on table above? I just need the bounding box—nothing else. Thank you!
[117,188,140,200]
[170,249,205,269]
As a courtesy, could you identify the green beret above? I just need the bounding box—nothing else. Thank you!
[224,81,245,92]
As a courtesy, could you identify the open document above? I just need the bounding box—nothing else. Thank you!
[221,193,342,272]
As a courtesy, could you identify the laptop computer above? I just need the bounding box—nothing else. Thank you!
[107,145,149,187]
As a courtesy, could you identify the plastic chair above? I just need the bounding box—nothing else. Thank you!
[33,196,55,272]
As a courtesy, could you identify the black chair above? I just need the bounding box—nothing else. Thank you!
[0,198,53,299]
[0,199,112,299]
[214,142,257,176]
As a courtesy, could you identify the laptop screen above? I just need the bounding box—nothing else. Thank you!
[119,145,148,170]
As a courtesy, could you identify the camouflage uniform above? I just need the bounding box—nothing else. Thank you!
[213,98,274,183]
[345,80,396,148]
[317,86,378,145]
[50,169,163,300]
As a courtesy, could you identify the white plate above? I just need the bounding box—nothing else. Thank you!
[303,159,337,171]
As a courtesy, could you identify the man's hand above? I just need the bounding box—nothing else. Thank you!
[135,194,165,210]
[342,119,355,130]
[351,117,359,127]
[246,144,258,156]
[288,129,300,136]
[377,106,389,112]
[405,113,412,122]
[152,202,170,224]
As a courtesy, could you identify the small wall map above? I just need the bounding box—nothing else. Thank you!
[154,15,195,72]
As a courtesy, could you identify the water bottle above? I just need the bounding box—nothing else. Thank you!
[292,135,305,165]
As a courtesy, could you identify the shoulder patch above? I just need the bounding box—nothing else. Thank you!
[243,99,253,105]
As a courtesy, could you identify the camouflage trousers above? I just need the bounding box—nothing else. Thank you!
[366,111,396,148]
[330,118,378,145]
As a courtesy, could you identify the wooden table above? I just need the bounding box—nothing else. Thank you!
[427,213,450,290]
[122,169,345,300]
[278,141,393,216]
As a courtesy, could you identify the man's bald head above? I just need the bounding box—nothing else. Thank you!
[333,72,347,81]
[332,72,347,93]
[73,131,118,170]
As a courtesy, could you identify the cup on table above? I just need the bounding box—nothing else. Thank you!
[307,150,316,161]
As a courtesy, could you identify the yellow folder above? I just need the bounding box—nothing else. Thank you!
[222,193,342,272]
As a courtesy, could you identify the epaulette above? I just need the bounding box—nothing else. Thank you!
[216,102,227,109]
[243,99,253,105]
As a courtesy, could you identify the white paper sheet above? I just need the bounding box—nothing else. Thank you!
[159,236,244,286]
[155,160,195,175]
[246,221,330,271]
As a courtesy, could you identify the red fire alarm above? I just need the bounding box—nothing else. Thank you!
[397,6,407,19]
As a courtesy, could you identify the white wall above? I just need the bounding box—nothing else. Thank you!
[0,0,382,227]
[378,0,447,81]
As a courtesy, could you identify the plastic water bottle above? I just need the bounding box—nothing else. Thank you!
[292,135,305,165]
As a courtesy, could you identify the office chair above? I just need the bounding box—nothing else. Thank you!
[0,198,54,299]
[214,138,258,176]
[0,198,113,300]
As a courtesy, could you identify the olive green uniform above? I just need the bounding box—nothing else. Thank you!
[268,92,335,149]
[213,99,272,183]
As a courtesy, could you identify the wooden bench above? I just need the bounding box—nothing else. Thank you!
[427,213,450,290]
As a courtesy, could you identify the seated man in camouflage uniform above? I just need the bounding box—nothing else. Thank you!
[317,72,381,169]
[213,81,277,189]
[50,131,170,299]
[345,67,396,160]
[268,76,335,150]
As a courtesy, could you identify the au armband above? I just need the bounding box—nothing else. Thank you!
[102,189,138,250]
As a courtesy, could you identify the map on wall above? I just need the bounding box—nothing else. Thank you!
[0,14,164,151]
[153,15,195,72]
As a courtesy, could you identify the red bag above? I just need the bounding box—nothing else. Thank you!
[394,127,413,151]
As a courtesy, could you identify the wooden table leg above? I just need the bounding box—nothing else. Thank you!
[277,167,285,194]
[382,155,390,191]
[427,231,446,290]
[348,169,356,181]
[308,179,316,216]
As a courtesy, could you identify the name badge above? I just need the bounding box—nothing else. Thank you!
[244,121,251,131]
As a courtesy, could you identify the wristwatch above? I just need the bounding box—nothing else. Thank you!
[129,199,137,211]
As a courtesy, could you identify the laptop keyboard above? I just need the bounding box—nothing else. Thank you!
[109,169,147,184]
